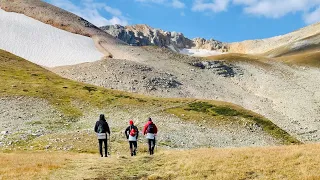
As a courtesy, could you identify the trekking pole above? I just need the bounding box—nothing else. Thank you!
[155,137,157,153]
[108,134,111,157]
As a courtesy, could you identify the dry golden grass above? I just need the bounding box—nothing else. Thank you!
[204,53,272,69]
[276,50,320,67]
[38,143,320,179]
[0,152,80,180]
[1,144,319,179]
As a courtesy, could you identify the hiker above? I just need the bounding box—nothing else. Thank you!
[143,117,158,155]
[124,120,139,156]
[94,114,110,157]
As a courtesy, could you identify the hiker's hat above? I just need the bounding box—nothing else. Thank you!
[129,120,134,125]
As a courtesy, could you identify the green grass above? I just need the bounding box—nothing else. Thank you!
[166,101,300,145]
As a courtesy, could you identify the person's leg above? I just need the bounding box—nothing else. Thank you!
[104,139,108,157]
[98,139,103,157]
[129,141,134,156]
[133,141,137,156]
[148,139,152,155]
[151,138,155,155]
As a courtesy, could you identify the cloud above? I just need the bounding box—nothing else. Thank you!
[192,0,320,24]
[304,6,320,24]
[172,0,186,8]
[135,0,186,9]
[242,0,311,18]
[192,0,230,12]
[49,0,128,26]
[104,6,122,16]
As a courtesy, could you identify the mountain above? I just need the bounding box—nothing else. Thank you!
[101,23,320,64]
[1,0,319,144]
[1,0,320,179]
[100,24,228,54]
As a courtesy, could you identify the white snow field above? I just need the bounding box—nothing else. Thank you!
[0,8,104,67]
[179,48,223,57]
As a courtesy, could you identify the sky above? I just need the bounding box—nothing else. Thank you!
[45,0,320,42]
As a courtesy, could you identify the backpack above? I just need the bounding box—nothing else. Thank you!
[129,127,137,136]
[97,123,104,133]
[147,123,155,133]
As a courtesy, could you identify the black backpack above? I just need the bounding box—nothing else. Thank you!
[97,122,104,133]
[147,123,155,133]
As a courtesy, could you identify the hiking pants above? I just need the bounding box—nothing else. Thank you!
[98,139,108,157]
[129,141,137,155]
[129,141,137,150]
[148,138,156,155]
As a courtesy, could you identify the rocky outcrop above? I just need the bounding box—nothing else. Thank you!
[100,24,228,52]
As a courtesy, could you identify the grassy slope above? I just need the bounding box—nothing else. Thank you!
[276,50,320,67]
[166,102,299,144]
[261,34,320,67]
[264,33,320,58]
[1,144,320,180]
[203,53,272,69]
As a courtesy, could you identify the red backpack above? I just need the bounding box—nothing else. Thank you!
[130,127,137,136]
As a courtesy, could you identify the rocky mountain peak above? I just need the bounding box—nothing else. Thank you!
[100,24,228,52]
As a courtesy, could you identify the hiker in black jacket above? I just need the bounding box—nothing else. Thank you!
[125,120,139,156]
[94,114,110,157]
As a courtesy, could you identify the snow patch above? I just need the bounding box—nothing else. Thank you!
[0,9,104,67]
[168,45,178,52]
[179,48,223,57]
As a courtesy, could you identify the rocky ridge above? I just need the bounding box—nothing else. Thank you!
[100,24,228,52]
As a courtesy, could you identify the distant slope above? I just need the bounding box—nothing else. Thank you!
[263,33,320,57]
[276,50,320,67]
[229,23,320,56]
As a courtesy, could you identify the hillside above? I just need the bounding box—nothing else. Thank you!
[1,49,299,153]
[51,45,320,143]
[229,23,320,56]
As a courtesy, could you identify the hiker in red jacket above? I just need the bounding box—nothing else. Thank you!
[143,117,158,155]
[124,120,139,156]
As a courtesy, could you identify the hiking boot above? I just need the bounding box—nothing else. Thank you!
[131,152,134,156]
[105,155,108,157]
[133,151,136,156]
